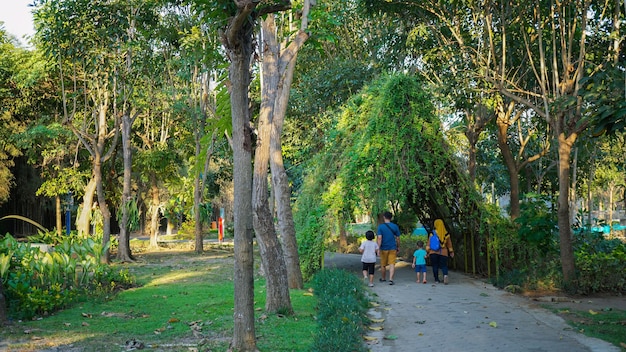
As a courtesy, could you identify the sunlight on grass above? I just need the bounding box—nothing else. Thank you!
[144,270,212,286]
[0,247,318,351]
[4,329,106,352]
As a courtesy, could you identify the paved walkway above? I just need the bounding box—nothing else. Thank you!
[324,252,620,352]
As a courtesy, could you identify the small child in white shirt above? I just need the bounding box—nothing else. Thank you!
[359,230,379,287]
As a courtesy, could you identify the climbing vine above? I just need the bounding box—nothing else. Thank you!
[295,74,485,275]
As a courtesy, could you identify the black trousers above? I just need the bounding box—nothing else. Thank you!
[429,253,448,282]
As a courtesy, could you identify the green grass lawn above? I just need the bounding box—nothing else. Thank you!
[550,306,626,352]
[0,245,318,351]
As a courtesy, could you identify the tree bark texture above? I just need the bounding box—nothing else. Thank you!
[226,2,257,349]
[117,113,133,262]
[495,103,520,219]
[557,130,577,285]
[253,15,292,314]
[464,104,492,186]
[265,11,309,290]
[77,178,96,237]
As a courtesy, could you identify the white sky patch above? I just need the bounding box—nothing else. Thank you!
[0,0,36,47]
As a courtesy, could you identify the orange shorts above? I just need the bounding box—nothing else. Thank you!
[379,250,397,267]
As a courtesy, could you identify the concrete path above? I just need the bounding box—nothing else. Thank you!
[324,252,620,352]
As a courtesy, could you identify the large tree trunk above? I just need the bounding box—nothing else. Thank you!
[270,140,303,289]
[117,113,133,262]
[570,147,579,229]
[253,15,292,314]
[226,4,257,350]
[77,178,97,237]
[557,131,577,286]
[266,8,310,290]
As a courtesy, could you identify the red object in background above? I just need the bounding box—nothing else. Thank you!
[218,217,223,242]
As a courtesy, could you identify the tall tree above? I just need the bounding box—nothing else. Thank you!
[133,6,190,248]
[35,0,131,262]
[255,1,311,296]
[493,99,550,219]
[216,1,258,348]
[481,0,623,284]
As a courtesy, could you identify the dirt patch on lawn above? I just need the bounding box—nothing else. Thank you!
[523,291,626,313]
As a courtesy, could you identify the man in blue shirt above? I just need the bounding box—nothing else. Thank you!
[376,211,400,285]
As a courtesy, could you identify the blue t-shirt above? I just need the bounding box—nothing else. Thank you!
[413,248,427,265]
[377,222,400,250]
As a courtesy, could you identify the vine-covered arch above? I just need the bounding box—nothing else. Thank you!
[295,73,489,276]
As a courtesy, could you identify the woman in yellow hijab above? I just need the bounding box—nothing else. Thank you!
[426,219,454,284]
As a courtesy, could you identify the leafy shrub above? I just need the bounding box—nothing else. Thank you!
[515,195,559,255]
[310,269,368,352]
[490,200,562,291]
[296,205,328,281]
[574,232,626,294]
[491,197,625,294]
[0,233,135,320]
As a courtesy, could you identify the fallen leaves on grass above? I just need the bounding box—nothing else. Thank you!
[188,320,204,338]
